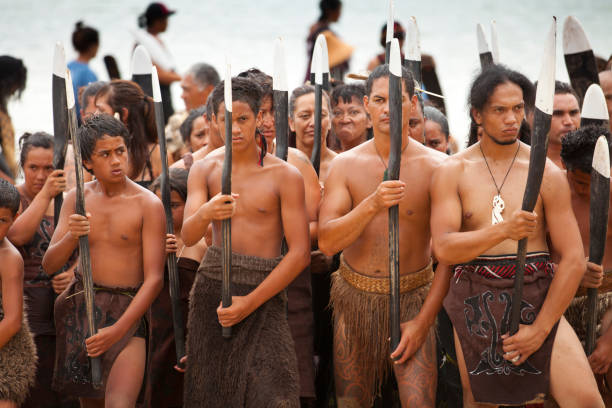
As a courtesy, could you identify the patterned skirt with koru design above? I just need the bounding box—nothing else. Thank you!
[443,252,557,405]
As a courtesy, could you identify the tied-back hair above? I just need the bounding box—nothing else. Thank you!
[288,85,332,148]
[18,131,53,169]
[0,55,27,113]
[180,106,207,144]
[95,80,158,179]
[149,167,189,202]
[72,21,99,54]
[423,106,449,140]
[467,64,534,147]
[365,64,415,99]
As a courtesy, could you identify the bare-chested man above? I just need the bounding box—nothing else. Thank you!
[42,114,165,408]
[560,126,612,405]
[431,65,603,407]
[238,67,321,404]
[181,77,309,407]
[546,81,581,168]
[599,70,612,134]
[319,64,450,407]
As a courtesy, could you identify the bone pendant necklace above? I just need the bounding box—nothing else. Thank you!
[479,142,520,225]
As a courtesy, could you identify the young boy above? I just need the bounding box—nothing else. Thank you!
[0,179,37,407]
[42,114,165,407]
[181,77,310,407]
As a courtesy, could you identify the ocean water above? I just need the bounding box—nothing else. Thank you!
[2,0,611,148]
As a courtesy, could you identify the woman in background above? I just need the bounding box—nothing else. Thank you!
[67,21,99,124]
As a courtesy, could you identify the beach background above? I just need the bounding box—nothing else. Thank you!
[2,0,611,150]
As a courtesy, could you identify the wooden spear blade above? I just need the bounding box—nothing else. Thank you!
[311,44,323,176]
[65,69,102,388]
[586,136,611,354]
[510,18,556,335]
[477,23,493,68]
[152,68,186,366]
[563,16,599,104]
[385,0,394,64]
[103,55,121,80]
[131,45,153,97]
[405,16,422,85]
[490,20,500,64]
[388,38,403,355]
[273,38,289,162]
[221,60,233,338]
[581,84,610,129]
[52,42,68,225]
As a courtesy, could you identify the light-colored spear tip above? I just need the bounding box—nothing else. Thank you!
[534,18,556,114]
[315,34,330,73]
[224,58,232,112]
[131,45,152,76]
[53,42,66,77]
[593,135,610,178]
[477,23,489,54]
[563,15,592,54]
[386,0,394,43]
[389,38,402,77]
[65,69,75,109]
[582,84,609,121]
[407,16,421,61]
[273,38,288,92]
[151,67,162,103]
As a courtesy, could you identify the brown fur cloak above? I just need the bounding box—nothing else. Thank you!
[184,246,299,408]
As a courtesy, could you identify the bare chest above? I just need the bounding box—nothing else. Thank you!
[85,199,142,245]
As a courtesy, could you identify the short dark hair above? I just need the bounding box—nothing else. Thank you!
[319,0,341,21]
[365,64,415,99]
[149,167,189,202]
[288,84,331,119]
[331,83,366,107]
[211,77,263,117]
[78,114,131,164]
[80,81,107,113]
[423,106,449,139]
[0,178,20,216]
[561,125,612,173]
[238,68,272,100]
[554,80,579,102]
[205,93,214,121]
[19,132,53,168]
[467,65,534,147]
[72,21,99,54]
[180,106,207,143]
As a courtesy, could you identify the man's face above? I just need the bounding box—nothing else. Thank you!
[567,169,591,198]
[215,101,259,151]
[549,93,580,145]
[599,72,612,134]
[289,93,331,149]
[84,135,128,182]
[364,76,414,138]
[189,115,209,152]
[409,101,426,143]
[332,96,370,149]
[81,95,98,122]
[424,121,449,153]
[181,74,210,111]
[257,96,275,148]
[23,147,54,196]
[473,82,524,145]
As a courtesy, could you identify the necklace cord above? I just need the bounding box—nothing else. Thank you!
[479,142,521,195]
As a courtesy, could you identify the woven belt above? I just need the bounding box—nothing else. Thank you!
[338,255,433,294]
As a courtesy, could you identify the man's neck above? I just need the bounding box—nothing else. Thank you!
[232,143,260,166]
[96,177,127,196]
[479,135,519,161]
[547,141,563,168]
[372,131,410,160]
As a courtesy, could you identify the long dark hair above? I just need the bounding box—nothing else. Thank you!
[0,56,26,113]
[18,131,53,168]
[467,65,534,147]
[318,0,341,22]
[95,80,158,179]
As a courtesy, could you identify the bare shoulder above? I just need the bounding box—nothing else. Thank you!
[433,144,473,177]
[331,139,374,168]
[541,157,569,197]
[189,148,223,175]
[287,147,311,165]
[0,239,23,278]
[410,140,448,169]
[266,154,304,182]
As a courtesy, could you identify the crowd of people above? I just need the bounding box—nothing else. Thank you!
[1,1,612,407]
